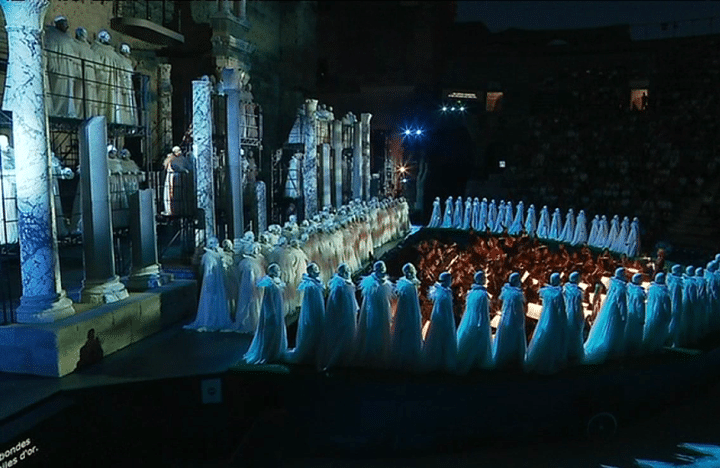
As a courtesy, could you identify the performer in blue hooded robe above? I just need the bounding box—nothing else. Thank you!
[391,263,424,372]
[612,216,631,254]
[243,263,289,364]
[487,199,498,231]
[525,272,567,374]
[456,270,493,374]
[667,264,685,347]
[508,201,524,235]
[441,196,454,228]
[537,206,550,239]
[584,267,628,364]
[571,210,588,246]
[492,200,506,233]
[624,273,646,356]
[706,261,720,333]
[549,208,563,241]
[559,208,575,244]
[356,261,394,368]
[428,197,442,227]
[185,237,233,331]
[525,204,537,237]
[564,271,585,364]
[493,272,527,370]
[289,263,326,365]
[462,197,472,230]
[642,272,671,354]
[595,215,609,249]
[681,265,698,347]
[504,200,514,229]
[229,243,265,334]
[478,197,488,231]
[625,217,641,257]
[453,196,464,229]
[587,215,600,247]
[605,215,620,251]
[423,271,457,373]
[471,197,480,231]
[318,263,359,370]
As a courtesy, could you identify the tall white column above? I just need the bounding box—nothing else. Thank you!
[255,181,266,233]
[352,121,362,200]
[157,64,173,155]
[1,0,74,323]
[321,143,331,209]
[192,77,215,246]
[302,100,318,218]
[222,68,244,241]
[331,120,343,209]
[360,113,372,200]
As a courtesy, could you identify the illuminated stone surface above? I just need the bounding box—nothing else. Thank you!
[193,77,215,244]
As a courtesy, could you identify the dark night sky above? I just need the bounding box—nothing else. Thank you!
[456,1,720,39]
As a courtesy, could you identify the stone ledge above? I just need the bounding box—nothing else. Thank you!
[0,280,197,377]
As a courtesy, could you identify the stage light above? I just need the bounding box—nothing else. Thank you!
[459,106,465,111]
[450,106,456,111]
[416,129,422,135]
[441,106,447,112]
[404,129,411,136]
[398,166,407,173]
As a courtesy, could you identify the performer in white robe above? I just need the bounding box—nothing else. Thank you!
[667,264,685,347]
[525,273,567,374]
[229,243,265,333]
[423,272,457,373]
[571,210,588,246]
[549,208,563,241]
[391,263,424,372]
[559,208,575,244]
[624,273,646,356]
[492,200,506,234]
[487,199,498,231]
[471,197,480,231]
[595,215,609,248]
[584,268,628,364]
[456,271,493,374]
[694,267,708,341]
[564,271,585,364]
[587,215,600,247]
[612,216,631,254]
[453,197,464,229]
[524,204,537,237]
[681,266,698,346]
[625,217,641,257]
[493,273,527,370]
[605,215,620,250]
[184,237,233,331]
[536,206,550,239]
[71,27,98,118]
[356,261,394,368]
[90,30,119,122]
[45,16,78,118]
[508,201,524,236]
[318,264,359,370]
[441,197,453,228]
[428,197,442,227]
[289,263,325,365]
[116,43,137,126]
[479,198,488,231]
[643,272,672,354]
[462,198,472,230]
[243,264,289,364]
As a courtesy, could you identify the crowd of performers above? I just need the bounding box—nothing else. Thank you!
[239,255,720,375]
[427,196,641,258]
[184,197,410,333]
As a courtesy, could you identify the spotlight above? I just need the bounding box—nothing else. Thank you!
[441,106,447,112]
[450,106,456,111]
[404,129,411,136]
[459,106,465,111]
[416,129,422,135]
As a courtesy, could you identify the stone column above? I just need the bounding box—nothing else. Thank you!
[127,189,171,291]
[360,113,372,201]
[256,180,266,233]
[321,143,331,209]
[79,116,128,304]
[1,0,74,322]
[193,77,215,247]
[331,120,343,209]
[222,68,244,242]
[352,121,362,201]
[302,100,318,218]
[157,64,173,155]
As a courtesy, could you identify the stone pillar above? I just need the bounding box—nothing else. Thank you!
[127,189,171,291]
[321,143,331,209]
[157,64,173,155]
[331,120,343,209]
[222,68,244,242]
[193,77,215,247]
[352,121,362,200]
[256,180,266,233]
[79,116,129,304]
[360,113,372,201]
[302,100,318,218]
[1,0,74,322]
